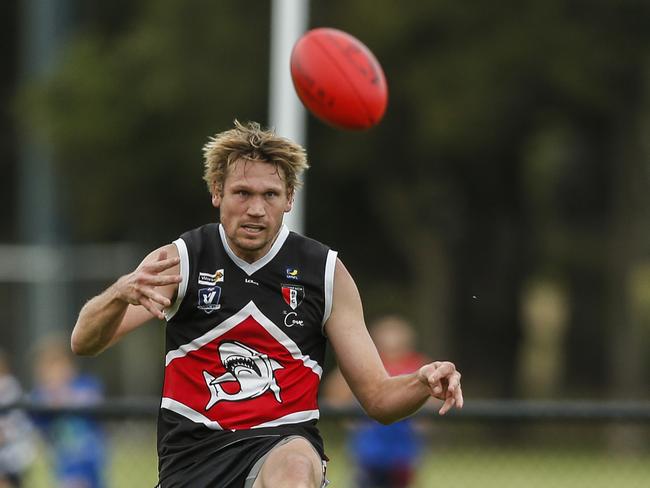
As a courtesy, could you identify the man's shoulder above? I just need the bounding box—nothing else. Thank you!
[177,223,220,246]
[287,231,333,255]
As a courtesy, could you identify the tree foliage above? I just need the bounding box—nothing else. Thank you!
[21,0,272,242]
[19,0,650,396]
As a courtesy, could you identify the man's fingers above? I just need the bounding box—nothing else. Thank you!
[144,288,172,308]
[426,362,445,384]
[141,297,166,320]
[126,251,180,318]
[446,371,462,393]
[429,361,456,383]
[421,361,464,414]
[420,361,463,412]
[427,363,456,390]
[146,256,180,272]
[438,396,456,416]
[147,274,182,286]
[454,384,464,409]
[439,381,463,414]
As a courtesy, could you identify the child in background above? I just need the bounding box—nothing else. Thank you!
[0,349,36,488]
[30,336,106,488]
[323,316,430,488]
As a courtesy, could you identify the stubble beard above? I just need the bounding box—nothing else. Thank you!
[231,227,278,262]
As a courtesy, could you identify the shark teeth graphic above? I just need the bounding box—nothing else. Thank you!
[223,356,261,376]
[203,341,283,411]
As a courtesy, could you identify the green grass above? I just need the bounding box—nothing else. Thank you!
[24,429,158,488]
[326,447,650,488]
[24,431,650,487]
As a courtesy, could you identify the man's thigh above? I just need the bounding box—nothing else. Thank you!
[250,436,324,488]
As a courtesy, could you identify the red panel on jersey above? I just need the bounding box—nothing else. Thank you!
[162,315,320,430]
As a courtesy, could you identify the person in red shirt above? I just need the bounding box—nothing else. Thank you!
[323,316,430,488]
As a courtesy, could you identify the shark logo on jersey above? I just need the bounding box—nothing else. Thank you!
[202,341,283,410]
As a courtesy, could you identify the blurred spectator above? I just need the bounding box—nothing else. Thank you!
[30,336,106,488]
[323,315,429,488]
[0,349,36,488]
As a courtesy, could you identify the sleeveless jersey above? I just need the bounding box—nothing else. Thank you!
[157,223,337,482]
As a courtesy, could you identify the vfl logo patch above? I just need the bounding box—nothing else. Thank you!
[199,269,224,286]
[198,286,221,313]
[285,268,299,280]
[203,341,283,410]
[281,284,304,310]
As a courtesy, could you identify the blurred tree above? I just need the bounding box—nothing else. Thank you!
[308,0,650,396]
[17,0,650,398]
[19,0,272,244]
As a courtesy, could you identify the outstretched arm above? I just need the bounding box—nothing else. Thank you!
[324,258,463,424]
[71,245,181,356]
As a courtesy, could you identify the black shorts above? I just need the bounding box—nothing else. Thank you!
[243,435,328,488]
[157,432,324,488]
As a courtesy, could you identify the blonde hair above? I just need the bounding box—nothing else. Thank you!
[202,120,309,195]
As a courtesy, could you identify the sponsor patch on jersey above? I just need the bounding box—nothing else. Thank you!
[283,311,304,328]
[285,267,300,280]
[198,269,224,286]
[281,284,304,310]
[198,286,222,313]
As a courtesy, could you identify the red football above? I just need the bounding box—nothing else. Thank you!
[290,27,388,131]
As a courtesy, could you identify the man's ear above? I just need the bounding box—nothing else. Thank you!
[211,188,222,208]
[285,190,294,213]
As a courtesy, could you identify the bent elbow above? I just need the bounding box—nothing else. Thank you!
[70,333,100,357]
[70,339,89,356]
[362,400,401,425]
[367,411,400,425]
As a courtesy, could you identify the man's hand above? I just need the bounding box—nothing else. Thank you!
[417,361,464,415]
[115,250,181,319]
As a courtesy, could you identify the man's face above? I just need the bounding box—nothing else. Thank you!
[212,159,293,263]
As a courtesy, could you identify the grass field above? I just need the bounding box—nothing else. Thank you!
[326,446,650,488]
[23,424,650,487]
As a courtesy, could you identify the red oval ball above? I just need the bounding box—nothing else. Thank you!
[290,28,388,131]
